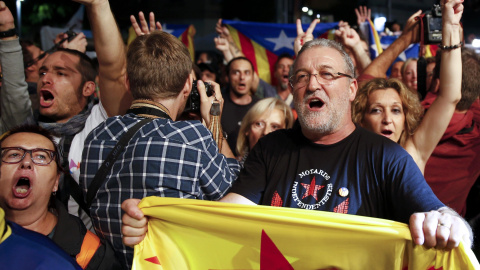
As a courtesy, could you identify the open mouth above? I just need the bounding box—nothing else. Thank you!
[308,98,325,109]
[381,130,393,136]
[13,177,31,198]
[39,90,54,107]
[236,83,248,91]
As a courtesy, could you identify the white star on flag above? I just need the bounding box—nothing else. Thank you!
[162,24,174,34]
[265,30,295,51]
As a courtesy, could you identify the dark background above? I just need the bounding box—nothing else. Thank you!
[4,0,480,51]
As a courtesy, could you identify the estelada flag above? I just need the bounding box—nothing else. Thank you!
[132,197,480,270]
[222,20,338,84]
[127,24,195,62]
[367,19,383,59]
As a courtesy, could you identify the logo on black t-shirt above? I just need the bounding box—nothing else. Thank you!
[292,168,333,210]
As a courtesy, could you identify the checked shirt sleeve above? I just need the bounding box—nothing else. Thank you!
[196,130,241,201]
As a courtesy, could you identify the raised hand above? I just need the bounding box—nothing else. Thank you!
[442,0,464,27]
[355,6,371,26]
[335,21,360,50]
[294,18,319,56]
[0,1,15,33]
[54,32,88,53]
[215,19,229,38]
[401,10,423,44]
[130,11,162,37]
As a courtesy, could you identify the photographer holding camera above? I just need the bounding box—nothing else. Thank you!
[80,30,241,269]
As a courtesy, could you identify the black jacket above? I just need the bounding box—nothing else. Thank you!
[52,200,121,270]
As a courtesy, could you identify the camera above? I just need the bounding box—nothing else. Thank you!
[65,29,78,42]
[423,4,442,44]
[184,80,214,113]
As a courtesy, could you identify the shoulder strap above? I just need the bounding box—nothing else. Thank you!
[67,173,90,216]
[76,230,101,269]
[86,118,153,209]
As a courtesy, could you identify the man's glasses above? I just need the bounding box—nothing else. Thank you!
[1,147,57,165]
[289,70,353,88]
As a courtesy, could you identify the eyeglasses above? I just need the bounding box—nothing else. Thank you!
[289,70,353,88]
[1,147,57,166]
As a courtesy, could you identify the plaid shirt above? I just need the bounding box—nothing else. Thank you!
[80,113,241,269]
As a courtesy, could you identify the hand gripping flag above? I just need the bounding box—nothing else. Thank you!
[222,20,338,84]
[127,24,196,62]
[132,197,480,270]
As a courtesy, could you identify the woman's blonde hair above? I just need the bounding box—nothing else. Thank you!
[236,98,294,157]
[352,78,424,146]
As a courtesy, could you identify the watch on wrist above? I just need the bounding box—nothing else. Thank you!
[0,28,17,38]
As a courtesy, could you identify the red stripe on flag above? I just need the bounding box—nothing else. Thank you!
[180,26,195,61]
[237,31,259,73]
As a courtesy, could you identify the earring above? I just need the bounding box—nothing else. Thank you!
[52,189,57,196]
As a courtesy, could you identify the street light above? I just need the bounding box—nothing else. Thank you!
[472,39,480,48]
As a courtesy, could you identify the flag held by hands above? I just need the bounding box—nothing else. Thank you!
[132,197,480,270]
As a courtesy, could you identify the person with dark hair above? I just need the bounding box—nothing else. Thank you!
[0,124,119,269]
[268,53,295,107]
[0,0,132,230]
[425,56,436,92]
[422,47,480,217]
[390,60,404,80]
[81,29,240,269]
[198,62,220,84]
[221,56,259,156]
[20,29,87,111]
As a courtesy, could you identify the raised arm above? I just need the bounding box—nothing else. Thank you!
[355,6,371,27]
[54,31,88,53]
[73,0,132,117]
[0,1,31,134]
[403,0,463,172]
[215,19,243,59]
[335,21,371,75]
[214,36,234,63]
[294,18,319,56]
[130,11,162,37]
[362,10,422,79]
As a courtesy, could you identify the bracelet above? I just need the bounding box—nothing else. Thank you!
[0,28,17,38]
[439,41,463,50]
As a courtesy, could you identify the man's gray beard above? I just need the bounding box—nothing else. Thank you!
[294,93,350,135]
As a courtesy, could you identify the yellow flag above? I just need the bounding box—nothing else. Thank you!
[133,197,480,270]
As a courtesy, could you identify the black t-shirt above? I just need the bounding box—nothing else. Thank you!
[230,125,444,223]
[221,93,259,156]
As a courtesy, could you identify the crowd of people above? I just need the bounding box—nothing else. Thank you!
[0,0,479,269]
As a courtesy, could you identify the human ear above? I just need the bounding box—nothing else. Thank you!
[82,81,96,97]
[349,79,358,102]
